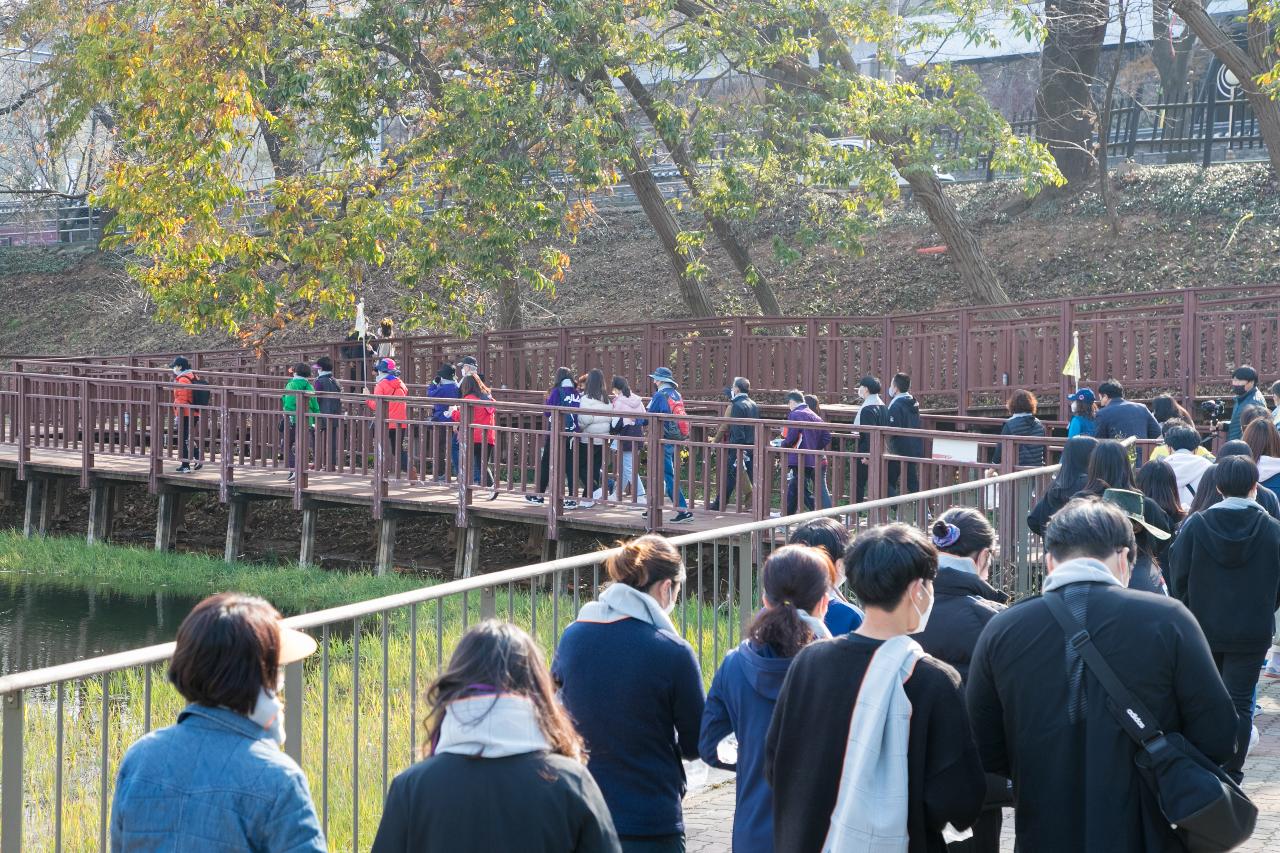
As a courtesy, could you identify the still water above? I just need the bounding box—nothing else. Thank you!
[0,581,206,676]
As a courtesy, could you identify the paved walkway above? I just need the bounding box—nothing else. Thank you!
[684,675,1280,852]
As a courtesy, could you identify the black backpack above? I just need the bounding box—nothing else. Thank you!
[188,375,211,407]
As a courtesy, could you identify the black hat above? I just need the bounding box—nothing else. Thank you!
[438,363,456,380]
[169,356,190,370]
[459,356,479,368]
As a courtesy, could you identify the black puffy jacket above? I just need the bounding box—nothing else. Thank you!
[914,560,1008,683]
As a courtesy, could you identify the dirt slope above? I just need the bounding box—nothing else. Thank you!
[1,162,1275,357]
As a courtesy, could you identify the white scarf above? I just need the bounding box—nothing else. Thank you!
[937,553,979,576]
[575,582,679,636]
[823,635,926,853]
[797,608,833,640]
[435,695,551,758]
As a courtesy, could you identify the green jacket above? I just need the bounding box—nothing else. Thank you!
[282,377,319,424]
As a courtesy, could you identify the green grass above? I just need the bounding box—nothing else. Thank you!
[0,531,432,613]
[1,534,742,851]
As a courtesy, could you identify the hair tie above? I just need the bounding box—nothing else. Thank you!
[932,522,962,549]
[782,599,794,607]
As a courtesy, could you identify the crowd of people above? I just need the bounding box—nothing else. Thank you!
[166,345,947,520]
[109,377,1280,851]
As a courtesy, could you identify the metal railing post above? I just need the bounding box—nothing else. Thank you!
[1,691,23,853]
[284,661,304,766]
[80,378,94,488]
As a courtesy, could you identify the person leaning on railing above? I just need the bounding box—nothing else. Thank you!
[370,621,621,853]
[110,593,324,852]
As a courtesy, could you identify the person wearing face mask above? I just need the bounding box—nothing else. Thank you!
[1169,455,1280,782]
[553,535,704,853]
[1225,365,1268,441]
[111,593,324,852]
[852,376,889,501]
[311,356,343,471]
[765,523,986,853]
[169,356,206,473]
[967,499,1237,851]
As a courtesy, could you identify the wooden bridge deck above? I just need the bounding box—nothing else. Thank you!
[0,443,745,538]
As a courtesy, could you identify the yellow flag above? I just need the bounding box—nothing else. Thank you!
[1062,339,1080,380]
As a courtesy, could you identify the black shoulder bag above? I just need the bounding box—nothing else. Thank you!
[1042,592,1256,853]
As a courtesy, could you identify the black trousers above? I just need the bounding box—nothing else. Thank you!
[317,421,340,470]
[887,459,920,496]
[721,448,753,505]
[1213,649,1266,781]
[537,437,578,495]
[386,428,409,476]
[179,414,202,463]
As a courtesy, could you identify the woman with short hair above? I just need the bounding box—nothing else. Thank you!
[111,593,324,852]
[371,622,620,853]
[991,389,1046,467]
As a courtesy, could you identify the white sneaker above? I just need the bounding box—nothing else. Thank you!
[578,500,595,509]
[1249,724,1260,755]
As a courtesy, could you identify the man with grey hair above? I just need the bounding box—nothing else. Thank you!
[709,376,758,512]
[967,498,1236,851]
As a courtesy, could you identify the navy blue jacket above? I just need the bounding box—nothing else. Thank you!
[824,596,863,635]
[699,641,793,853]
[888,393,925,457]
[1094,399,1161,441]
[427,379,461,422]
[552,617,704,837]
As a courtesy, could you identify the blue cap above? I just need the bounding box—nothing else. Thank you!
[1067,388,1096,404]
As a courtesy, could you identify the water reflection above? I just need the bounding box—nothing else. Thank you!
[0,581,206,676]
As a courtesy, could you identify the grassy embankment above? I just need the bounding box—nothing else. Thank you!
[1,532,738,851]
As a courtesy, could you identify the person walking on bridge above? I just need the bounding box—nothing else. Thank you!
[647,367,693,523]
[367,358,409,478]
[169,356,205,473]
[709,377,759,512]
[887,373,923,496]
[281,362,319,483]
[312,356,342,471]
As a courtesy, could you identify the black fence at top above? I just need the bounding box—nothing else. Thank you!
[943,82,1266,181]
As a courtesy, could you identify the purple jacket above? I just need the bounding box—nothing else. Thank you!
[782,405,830,467]
[544,382,581,432]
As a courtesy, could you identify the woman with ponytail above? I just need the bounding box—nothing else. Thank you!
[372,622,620,852]
[913,509,1010,853]
[699,545,832,852]
[553,535,704,853]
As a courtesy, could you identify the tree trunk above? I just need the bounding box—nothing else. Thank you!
[496,255,522,330]
[1152,0,1196,100]
[616,143,716,317]
[1173,0,1280,176]
[616,69,782,316]
[1036,0,1109,185]
[903,171,1016,310]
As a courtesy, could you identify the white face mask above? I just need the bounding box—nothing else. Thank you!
[172,367,182,376]
[911,581,934,634]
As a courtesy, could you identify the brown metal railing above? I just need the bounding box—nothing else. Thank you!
[33,282,1280,413]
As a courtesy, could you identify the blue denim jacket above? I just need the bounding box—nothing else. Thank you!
[111,704,325,852]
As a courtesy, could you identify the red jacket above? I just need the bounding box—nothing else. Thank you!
[452,394,496,445]
[367,376,408,427]
[173,373,197,418]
